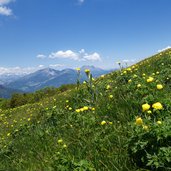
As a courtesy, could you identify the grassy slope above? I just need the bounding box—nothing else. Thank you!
[0,49,171,170]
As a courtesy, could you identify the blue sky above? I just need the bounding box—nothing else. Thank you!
[0,0,171,74]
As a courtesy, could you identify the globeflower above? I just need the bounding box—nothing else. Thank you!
[83,106,89,111]
[127,68,131,71]
[133,74,137,78]
[75,109,81,113]
[142,103,150,112]
[135,117,143,125]
[157,121,162,125]
[128,79,132,83]
[76,68,80,72]
[152,102,163,110]
[109,95,113,98]
[101,121,106,125]
[137,84,141,88]
[85,69,90,75]
[142,125,148,131]
[157,84,163,90]
[147,110,152,114]
[106,85,111,90]
[147,77,154,82]
[58,139,63,144]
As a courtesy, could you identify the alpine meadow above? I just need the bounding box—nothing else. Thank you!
[0,49,171,170]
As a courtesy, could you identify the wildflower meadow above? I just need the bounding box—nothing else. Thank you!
[0,49,171,170]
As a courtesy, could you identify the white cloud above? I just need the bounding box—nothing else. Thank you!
[0,6,12,16]
[37,54,46,59]
[83,52,101,61]
[38,65,44,68]
[49,50,79,60]
[122,59,135,63]
[49,64,64,68]
[158,46,171,52]
[0,66,45,75]
[48,49,102,62]
[0,0,14,5]
[0,0,14,16]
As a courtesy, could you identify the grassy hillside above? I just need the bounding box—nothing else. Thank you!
[0,49,171,170]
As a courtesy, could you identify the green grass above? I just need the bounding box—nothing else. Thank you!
[0,49,171,170]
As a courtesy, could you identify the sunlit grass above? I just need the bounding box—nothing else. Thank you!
[0,48,171,170]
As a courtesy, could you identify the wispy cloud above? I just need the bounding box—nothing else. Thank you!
[36,54,46,59]
[0,0,14,16]
[78,0,85,4]
[0,0,14,5]
[0,65,46,75]
[158,46,171,53]
[48,49,102,61]
[49,64,65,68]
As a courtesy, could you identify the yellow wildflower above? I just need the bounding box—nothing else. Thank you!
[76,68,80,71]
[91,107,95,111]
[68,107,72,110]
[106,85,111,90]
[157,121,162,125]
[75,109,81,113]
[147,77,154,82]
[133,74,137,78]
[157,84,163,90]
[127,68,131,71]
[128,79,132,83]
[137,84,141,88]
[136,117,143,125]
[152,102,163,110]
[83,106,89,111]
[143,125,148,131]
[142,103,150,112]
[63,144,67,148]
[101,121,106,125]
[85,69,90,74]
[147,110,152,114]
[80,108,84,112]
[109,95,113,98]
[58,139,63,144]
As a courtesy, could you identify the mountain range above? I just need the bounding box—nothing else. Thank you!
[0,66,113,98]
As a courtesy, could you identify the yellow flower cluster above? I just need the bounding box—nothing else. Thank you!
[75,106,95,113]
[57,139,67,148]
[100,120,113,125]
